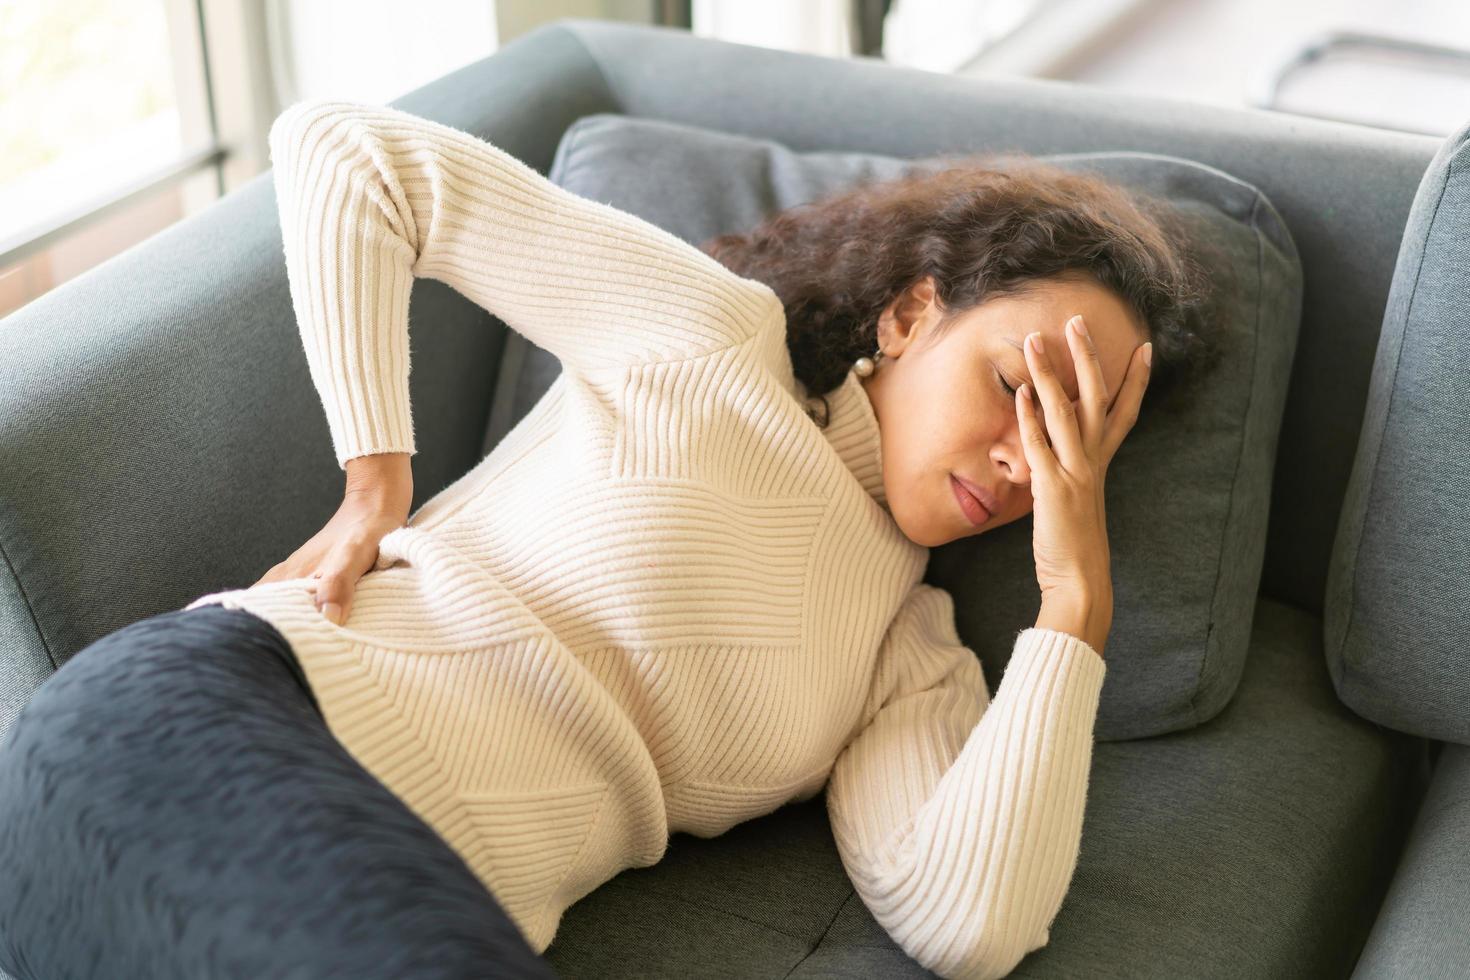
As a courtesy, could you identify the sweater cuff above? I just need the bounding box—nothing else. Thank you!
[1012,626,1108,699]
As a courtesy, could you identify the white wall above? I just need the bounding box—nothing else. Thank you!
[692,0,854,57]
[269,0,660,106]
[268,0,499,105]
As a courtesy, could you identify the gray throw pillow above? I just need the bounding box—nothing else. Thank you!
[1324,118,1470,746]
[533,112,1302,741]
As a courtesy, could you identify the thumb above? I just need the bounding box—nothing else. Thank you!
[318,541,376,626]
[325,581,357,626]
[323,595,348,626]
[315,572,356,627]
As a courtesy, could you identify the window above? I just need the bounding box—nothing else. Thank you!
[0,0,222,318]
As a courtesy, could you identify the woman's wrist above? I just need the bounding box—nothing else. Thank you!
[1036,587,1112,659]
[344,452,413,514]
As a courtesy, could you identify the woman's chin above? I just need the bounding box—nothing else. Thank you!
[901,516,978,548]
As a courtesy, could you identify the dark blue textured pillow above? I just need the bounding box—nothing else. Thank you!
[525,112,1303,741]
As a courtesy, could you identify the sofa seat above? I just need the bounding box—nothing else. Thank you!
[543,597,1432,978]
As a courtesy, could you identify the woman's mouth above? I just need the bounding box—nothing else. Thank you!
[950,473,991,526]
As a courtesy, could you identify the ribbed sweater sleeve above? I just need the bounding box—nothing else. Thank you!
[825,584,1108,980]
[265,99,778,470]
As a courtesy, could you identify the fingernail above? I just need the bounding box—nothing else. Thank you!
[323,602,342,625]
[1028,332,1044,354]
[1143,342,1153,367]
[1073,316,1089,338]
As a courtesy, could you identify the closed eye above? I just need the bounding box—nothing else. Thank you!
[996,369,1017,398]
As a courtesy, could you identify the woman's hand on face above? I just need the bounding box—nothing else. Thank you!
[1016,315,1152,604]
[251,494,411,625]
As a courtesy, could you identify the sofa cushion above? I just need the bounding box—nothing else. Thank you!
[542,598,1427,977]
[1350,742,1470,979]
[1324,118,1470,746]
[513,111,1304,740]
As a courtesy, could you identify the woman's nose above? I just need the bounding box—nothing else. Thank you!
[992,439,1030,486]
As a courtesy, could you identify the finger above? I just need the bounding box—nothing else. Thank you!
[315,585,352,626]
[1023,330,1085,469]
[311,567,355,625]
[1101,341,1153,463]
[1016,380,1057,477]
[1065,315,1107,455]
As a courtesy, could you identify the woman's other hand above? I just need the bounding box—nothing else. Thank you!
[1016,316,1151,609]
[252,453,413,625]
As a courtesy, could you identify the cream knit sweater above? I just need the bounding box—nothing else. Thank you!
[183,100,1108,980]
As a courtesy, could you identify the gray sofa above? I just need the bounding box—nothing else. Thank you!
[2,16,1466,979]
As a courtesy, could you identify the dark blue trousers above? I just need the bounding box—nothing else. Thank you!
[0,604,558,979]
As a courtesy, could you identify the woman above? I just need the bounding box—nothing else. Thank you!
[0,100,1216,980]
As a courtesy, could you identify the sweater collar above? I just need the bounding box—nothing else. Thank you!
[802,364,889,512]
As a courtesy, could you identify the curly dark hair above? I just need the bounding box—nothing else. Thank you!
[699,152,1227,425]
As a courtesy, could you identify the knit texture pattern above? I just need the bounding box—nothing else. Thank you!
[183,100,1107,979]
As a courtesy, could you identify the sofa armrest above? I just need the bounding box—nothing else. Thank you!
[0,22,618,739]
[1352,742,1470,977]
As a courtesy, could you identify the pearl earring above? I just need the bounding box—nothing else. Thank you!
[853,347,885,378]
[805,346,886,429]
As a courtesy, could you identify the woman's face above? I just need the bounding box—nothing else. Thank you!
[862,272,1148,548]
